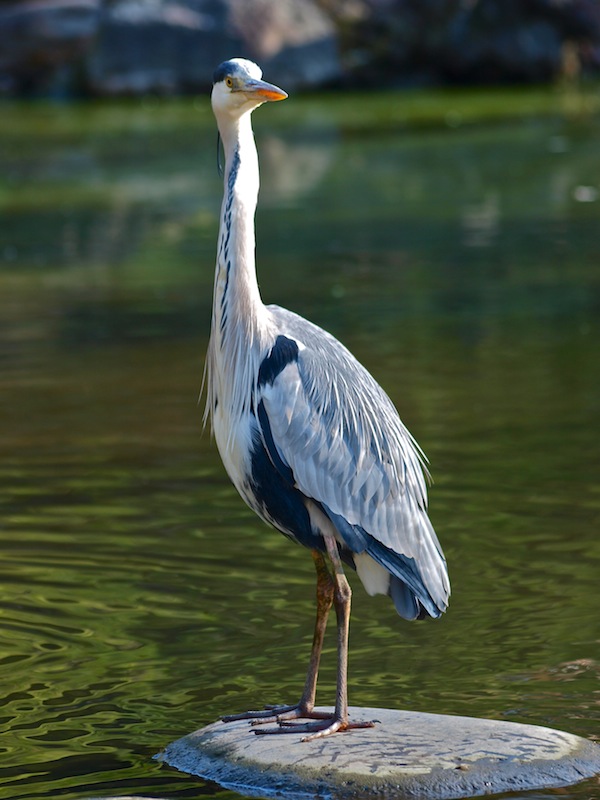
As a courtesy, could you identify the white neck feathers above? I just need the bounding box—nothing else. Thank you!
[204,110,271,433]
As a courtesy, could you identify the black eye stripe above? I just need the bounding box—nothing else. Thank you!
[213,59,245,85]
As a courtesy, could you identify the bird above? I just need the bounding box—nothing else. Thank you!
[205,57,450,741]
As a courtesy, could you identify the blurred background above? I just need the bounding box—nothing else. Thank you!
[2,0,600,97]
[0,2,599,800]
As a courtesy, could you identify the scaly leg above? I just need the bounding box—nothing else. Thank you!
[222,549,334,725]
[253,537,375,740]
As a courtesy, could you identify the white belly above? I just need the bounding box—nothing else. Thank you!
[212,401,257,506]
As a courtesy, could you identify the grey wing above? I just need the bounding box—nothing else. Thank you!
[259,314,450,619]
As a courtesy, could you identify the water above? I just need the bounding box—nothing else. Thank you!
[0,89,598,800]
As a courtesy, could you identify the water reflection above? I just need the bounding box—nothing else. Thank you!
[461,192,500,247]
[0,97,598,799]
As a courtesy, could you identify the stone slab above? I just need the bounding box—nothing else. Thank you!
[157,707,600,800]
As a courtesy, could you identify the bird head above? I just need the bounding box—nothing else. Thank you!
[211,58,287,120]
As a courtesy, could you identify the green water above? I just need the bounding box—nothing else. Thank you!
[0,87,598,800]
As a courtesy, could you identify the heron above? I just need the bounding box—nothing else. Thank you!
[205,58,450,741]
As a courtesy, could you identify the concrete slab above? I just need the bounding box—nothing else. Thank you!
[157,707,600,800]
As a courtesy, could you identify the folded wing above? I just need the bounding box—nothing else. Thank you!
[257,307,450,620]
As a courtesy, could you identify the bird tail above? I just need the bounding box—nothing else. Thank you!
[322,504,450,622]
[389,576,430,620]
[364,535,449,621]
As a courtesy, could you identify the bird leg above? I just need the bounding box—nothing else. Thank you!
[253,537,375,740]
[292,549,335,714]
[221,549,334,725]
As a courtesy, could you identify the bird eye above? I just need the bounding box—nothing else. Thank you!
[225,77,233,88]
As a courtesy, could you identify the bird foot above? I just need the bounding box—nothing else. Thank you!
[255,714,376,741]
[222,703,308,725]
[221,701,375,742]
[222,704,375,741]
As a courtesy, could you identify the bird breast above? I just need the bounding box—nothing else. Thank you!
[212,398,257,506]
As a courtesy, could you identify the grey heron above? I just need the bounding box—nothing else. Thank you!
[206,58,450,741]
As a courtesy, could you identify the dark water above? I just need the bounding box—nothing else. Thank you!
[0,90,598,800]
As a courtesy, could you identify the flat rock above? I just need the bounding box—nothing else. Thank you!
[157,707,600,800]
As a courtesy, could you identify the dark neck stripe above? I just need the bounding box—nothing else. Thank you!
[219,148,241,319]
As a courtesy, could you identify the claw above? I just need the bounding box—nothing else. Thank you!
[222,704,297,724]
[248,711,376,739]
[223,702,376,739]
[253,716,376,739]
[302,718,375,741]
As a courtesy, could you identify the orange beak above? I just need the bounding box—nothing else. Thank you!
[245,79,288,102]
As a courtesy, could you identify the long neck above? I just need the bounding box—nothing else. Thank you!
[205,111,270,429]
[212,113,265,345]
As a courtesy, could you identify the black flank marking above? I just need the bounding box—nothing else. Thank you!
[258,336,299,388]
[250,402,322,551]
[257,402,294,484]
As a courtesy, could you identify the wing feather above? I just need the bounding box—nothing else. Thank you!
[259,307,450,617]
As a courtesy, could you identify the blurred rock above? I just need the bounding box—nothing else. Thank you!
[0,0,100,95]
[83,0,341,95]
[325,0,600,85]
[1,0,600,96]
[443,6,564,83]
